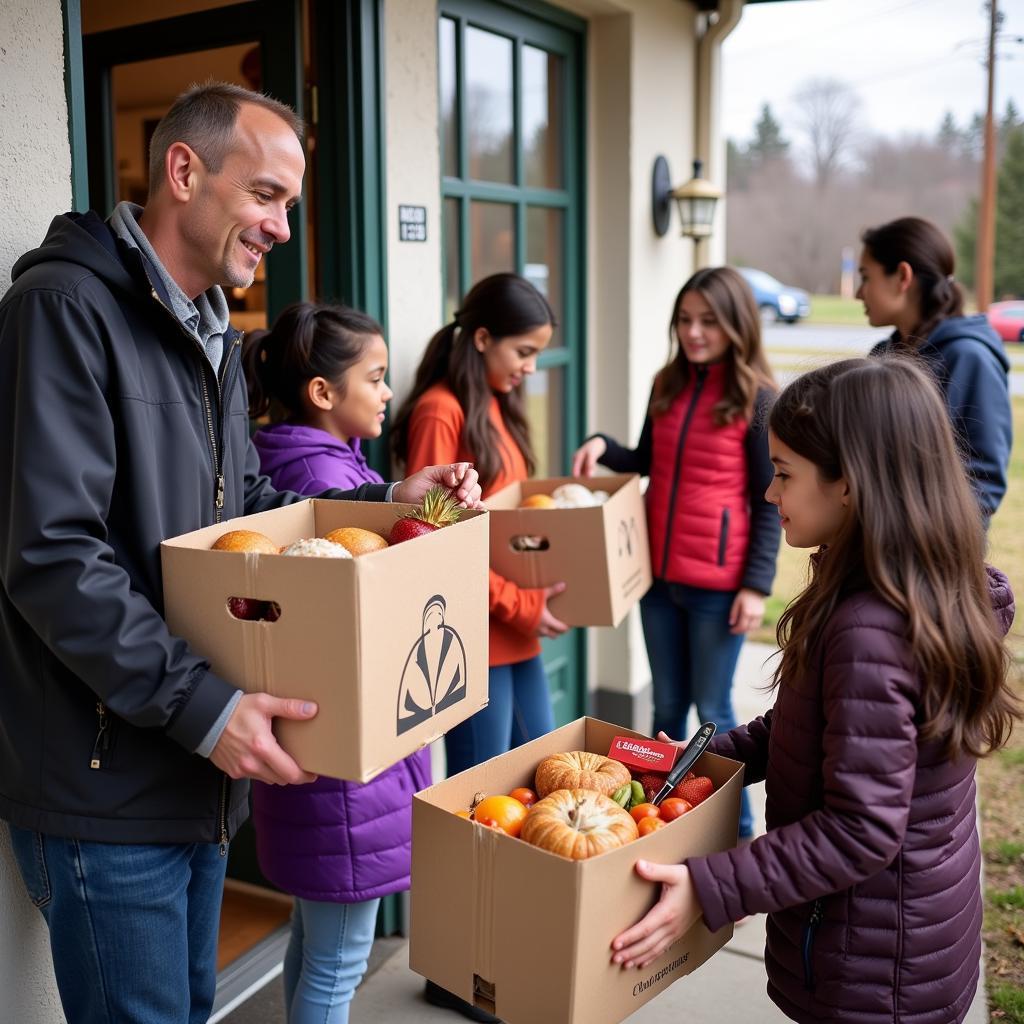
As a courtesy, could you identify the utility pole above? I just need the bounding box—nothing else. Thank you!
[975,0,999,312]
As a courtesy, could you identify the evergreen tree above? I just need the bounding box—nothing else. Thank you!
[726,137,753,191]
[937,110,960,151]
[748,103,789,164]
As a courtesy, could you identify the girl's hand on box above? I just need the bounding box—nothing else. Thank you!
[571,436,607,478]
[611,861,704,969]
[537,582,569,638]
[394,463,484,508]
[728,588,765,636]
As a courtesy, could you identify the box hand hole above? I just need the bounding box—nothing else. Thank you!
[509,535,549,553]
[226,597,282,622]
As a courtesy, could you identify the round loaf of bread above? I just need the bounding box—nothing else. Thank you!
[534,750,631,798]
[210,529,279,554]
[520,789,638,859]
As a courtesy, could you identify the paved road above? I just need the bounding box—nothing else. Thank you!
[764,322,1024,394]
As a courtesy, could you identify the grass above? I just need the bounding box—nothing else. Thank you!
[806,294,867,326]
[754,340,1024,1018]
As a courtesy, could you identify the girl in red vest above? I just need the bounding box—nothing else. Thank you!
[573,266,779,840]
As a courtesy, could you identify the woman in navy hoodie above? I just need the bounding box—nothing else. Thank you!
[241,302,432,1024]
[859,216,1012,517]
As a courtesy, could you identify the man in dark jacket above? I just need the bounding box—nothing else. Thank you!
[0,82,478,1024]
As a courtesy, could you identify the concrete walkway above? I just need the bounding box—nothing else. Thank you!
[223,641,989,1023]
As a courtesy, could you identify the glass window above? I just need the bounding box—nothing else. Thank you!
[444,198,461,322]
[470,201,515,281]
[465,27,513,183]
[523,364,564,478]
[522,45,562,189]
[525,206,563,343]
[439,17,458,179]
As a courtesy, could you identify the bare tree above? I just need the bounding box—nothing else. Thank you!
[793,77,862,189]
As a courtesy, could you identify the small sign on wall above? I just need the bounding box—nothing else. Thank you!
[398,205,427,242]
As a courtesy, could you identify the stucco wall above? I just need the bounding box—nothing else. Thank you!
[382,0,444,416]
[0,2,71,1016]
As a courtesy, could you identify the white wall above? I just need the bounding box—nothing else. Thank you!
[382,0,444,416]
[0,1,71,1015]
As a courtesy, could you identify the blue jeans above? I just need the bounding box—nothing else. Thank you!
[7,824,227,1024]
[282,896,380,1024]
[640,579,755,838]
[444,654,554,776]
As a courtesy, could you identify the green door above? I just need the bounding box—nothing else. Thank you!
[438,0,587,726]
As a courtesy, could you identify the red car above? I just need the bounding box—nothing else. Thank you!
[986,301,1024,342]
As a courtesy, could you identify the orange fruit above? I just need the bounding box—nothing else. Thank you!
[211,530,279,554]
[472,795,529,837]
[455,810,471,819]
[637,817,667,837]
[323,526,389,556]
[519,493,556,509]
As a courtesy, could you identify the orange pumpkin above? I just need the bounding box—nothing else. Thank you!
[472,795,529,837]
[520,789,639,859]
[534,751,631,799]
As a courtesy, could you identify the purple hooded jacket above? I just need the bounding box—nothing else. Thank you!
[250,422,432,902]
[688,567,1014,1024]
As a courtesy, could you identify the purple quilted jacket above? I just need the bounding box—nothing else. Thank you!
[688,567,1014,1024]
[250,422,432,901]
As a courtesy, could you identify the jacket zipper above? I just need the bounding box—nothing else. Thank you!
[717,507,730,566]
[660,367,707,577]
[89,701,114,769]
[801,898,823,991]
[893,858,904,1021]
[217,774,230,856]
[148,286,239,523]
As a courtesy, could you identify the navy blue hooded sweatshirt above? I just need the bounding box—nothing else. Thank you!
[872,315,1012,516]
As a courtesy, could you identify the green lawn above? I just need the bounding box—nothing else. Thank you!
[806,294,867,326]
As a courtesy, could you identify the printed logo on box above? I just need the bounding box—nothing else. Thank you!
[617,516,640,558]
[608,736,679,773]
[397,595,468,735]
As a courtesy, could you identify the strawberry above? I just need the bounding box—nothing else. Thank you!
[636,771,668,803]
[670,775,714,807]
[389,486,461,544]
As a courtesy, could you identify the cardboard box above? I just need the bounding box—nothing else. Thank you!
[161,500,489,782]
[410,717,743,1024]
[486,475,652,627]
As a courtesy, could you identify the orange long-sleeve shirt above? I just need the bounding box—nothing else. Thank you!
[404,383,543,667]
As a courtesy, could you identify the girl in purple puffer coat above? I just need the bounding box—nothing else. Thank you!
[242,302,432,1024]
[612,355,1021,1023]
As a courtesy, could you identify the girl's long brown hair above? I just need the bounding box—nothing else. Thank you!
[771,356,1017,759]
[652,266,775,424]
[391,273,554,489]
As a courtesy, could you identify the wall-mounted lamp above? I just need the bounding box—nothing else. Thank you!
[651,156,722,241]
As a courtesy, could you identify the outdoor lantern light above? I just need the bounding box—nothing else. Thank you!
[651,156,722,241]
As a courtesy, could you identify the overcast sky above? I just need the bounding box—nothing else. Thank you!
[723,0,1024,145]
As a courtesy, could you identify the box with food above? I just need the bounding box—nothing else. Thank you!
[160,490,489,782]
[410,716,743,1024]
[485,474,652,628]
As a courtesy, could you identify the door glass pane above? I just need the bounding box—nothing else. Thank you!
[524,364,564,478]
[525,206,563,345]
[465,27,513,183]
[439,17,458,178]
[443,198,461,322]
[470,201,515,281]
[522,45,562,189]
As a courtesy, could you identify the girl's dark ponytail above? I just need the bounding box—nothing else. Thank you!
[240,302,384,422]
[861,217,965,344]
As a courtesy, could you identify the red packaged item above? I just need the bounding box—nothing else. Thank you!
[607,735,679,774]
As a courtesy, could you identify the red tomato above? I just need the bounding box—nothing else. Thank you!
[508,787,537,808]
[658,798,693,822]
[637,817,667,837]
[629,803,660,823]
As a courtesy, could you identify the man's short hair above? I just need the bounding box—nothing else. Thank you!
[147,80,304,196]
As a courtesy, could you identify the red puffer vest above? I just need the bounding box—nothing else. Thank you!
[646,361,750,590]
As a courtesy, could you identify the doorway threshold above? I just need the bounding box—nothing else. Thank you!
[209,924,290,1023]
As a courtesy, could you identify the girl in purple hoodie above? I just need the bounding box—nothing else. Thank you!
[611,356,1020,1024]
[241,302,432,1024]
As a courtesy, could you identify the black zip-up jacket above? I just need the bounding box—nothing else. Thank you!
[0,212,389,844]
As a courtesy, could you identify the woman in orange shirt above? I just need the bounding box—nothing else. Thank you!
[392,273,567,778]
